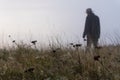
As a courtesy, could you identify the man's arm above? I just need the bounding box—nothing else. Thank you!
[96,16,100,38]
[83,16,89,38]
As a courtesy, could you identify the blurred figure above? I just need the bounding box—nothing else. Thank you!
[83,8,100,48]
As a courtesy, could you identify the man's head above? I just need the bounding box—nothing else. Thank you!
[86,8,93,14]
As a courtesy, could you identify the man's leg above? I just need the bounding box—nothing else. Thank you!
[85,35,92,53]
[93,38,98,48]
[87,35,92,47]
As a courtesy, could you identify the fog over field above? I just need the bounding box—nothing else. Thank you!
[0,0,120,47]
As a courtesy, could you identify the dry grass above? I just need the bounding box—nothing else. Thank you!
[0,42,119,80]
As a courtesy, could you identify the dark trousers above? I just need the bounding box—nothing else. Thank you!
[87,35,98,48]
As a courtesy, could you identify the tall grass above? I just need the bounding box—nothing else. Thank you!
[0,38,120,80]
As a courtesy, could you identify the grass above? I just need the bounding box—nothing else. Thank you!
[0,41,119,80]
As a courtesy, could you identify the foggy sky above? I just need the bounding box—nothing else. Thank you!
[0,0,120,46]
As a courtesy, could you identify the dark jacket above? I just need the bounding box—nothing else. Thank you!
[83,13,100,39]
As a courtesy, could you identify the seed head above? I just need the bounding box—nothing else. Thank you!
[73,44,82,48]
[31,40,37,45]
[12,40,15,43]
[94,55,100,61]
[75,44,82,47]
[52,50,56,53]
[70,43,74,45]
[24,68,34,73]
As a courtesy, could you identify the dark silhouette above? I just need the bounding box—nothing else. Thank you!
[24,68,34,73]
[83,8,100,48]
[94,55,100,61]
[31,40,37,45]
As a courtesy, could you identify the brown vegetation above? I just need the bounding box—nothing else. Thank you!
[0,42,119,80]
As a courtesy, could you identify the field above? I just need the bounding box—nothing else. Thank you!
[0,41,120,80]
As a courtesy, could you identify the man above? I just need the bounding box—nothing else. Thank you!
[83,8,100,48]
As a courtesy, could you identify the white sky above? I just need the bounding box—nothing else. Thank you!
[0,0,120,46]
